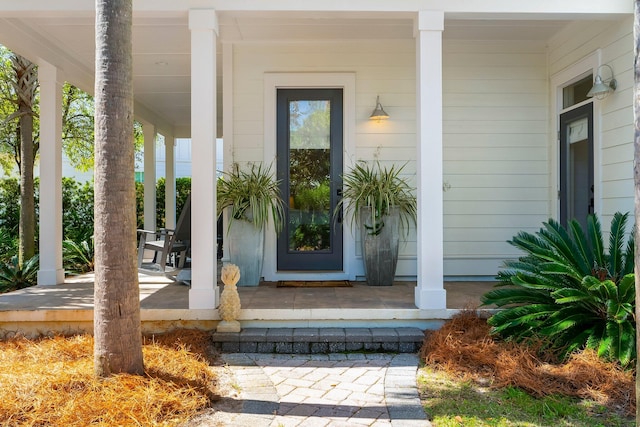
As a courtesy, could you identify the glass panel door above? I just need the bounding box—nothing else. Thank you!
[276,89,343,271]
[559,103,593,230]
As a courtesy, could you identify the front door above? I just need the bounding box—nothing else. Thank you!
[276,88,343,271]
[559,102,594,229]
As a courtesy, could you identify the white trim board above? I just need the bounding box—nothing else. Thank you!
[262,72,357,281]
[549,51,600,221]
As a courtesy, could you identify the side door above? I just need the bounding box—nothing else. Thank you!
[559,102,594,229]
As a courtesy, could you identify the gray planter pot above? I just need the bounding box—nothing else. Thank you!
[360,207,399,286]
[226,219,264,286]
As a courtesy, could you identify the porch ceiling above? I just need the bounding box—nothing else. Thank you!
[0,9,589,138]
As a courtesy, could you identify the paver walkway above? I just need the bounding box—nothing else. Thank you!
[212,353,431,427]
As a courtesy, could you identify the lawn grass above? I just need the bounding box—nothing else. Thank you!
[418,367,634,427]
[418,311,636,427]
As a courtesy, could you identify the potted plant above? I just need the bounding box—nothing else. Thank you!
[217,162,284,286]
[336,161,416,286]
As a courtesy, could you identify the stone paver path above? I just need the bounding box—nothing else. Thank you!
[217,353,431,427]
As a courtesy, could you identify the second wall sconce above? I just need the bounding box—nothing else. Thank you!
[369,95,389,121]
[587,64,617,100]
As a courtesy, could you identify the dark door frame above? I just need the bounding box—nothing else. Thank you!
[276,88,344,271]
[559,102,594,228]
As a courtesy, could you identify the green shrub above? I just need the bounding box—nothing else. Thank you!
[135,181,144,229]
[62,178,94,241]
[0,228,17,263]
[0,255,39,293]
[0,177,39,245]
[0,178,20,233]
[136,177,191,229]
[482,212,635,367]
[155,177,191,228]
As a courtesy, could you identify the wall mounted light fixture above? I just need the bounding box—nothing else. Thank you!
[587,64,617,100]
[369,95,389,121]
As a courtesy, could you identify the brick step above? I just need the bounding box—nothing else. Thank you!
[211,327,425,354]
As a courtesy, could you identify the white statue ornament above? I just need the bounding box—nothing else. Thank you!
[217,263,242,333]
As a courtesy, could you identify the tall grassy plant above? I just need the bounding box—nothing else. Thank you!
[336,161,416,236]
[216,163,284,232]
[482,212,635,367]
[63,237,95,274]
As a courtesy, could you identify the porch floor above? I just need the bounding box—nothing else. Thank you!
[0,272,497,312]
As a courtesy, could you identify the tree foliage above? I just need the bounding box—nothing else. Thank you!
[153,177,191,229]
[60,83,144,172]
[0,44,143,175]
[10,52,38,266]
[482,213,636,367]
[61,83,94,172]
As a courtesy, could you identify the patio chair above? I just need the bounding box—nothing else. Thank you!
[137,194,191,277]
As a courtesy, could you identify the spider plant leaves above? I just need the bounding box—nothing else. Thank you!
[216,163,285,233]
[336,160,416,237]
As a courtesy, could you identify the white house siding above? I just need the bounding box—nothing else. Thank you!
[232,40,419,277]
[233,38,561,279]
[442,40,550,277]
[548,17,634,231]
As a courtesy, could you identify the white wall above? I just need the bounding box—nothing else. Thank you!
[233,38,554,278]
[548,17,634,228]
[155,138,192,179]
[230,21,633,279]
[233,40,420,276]
[441,39,550,276]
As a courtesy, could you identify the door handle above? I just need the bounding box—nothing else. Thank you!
[336,188,343,223]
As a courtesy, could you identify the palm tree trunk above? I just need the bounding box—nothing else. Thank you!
[10,54,37,267]
[93,0,143,377]
[633,1,640,423]
[18,112,34,266]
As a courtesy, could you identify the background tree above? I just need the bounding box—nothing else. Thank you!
[93,0,143,376]
[62,83,94,172]
[9,54,37,267]
[0,47,21,173]
[61,82,144,172]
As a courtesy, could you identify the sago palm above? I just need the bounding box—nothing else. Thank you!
[482,212,635,367]
[0,254,39,293]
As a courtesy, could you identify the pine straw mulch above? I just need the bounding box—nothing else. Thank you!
[0,329,220,426]
[420,311,635,415]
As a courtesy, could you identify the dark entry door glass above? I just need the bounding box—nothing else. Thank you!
[559,103,594,230]
[276,89,343,271]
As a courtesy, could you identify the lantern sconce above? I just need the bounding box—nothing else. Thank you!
[587,64,617,100]
[369,95,389,121]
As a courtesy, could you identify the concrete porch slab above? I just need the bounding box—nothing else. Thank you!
[0,271,498,336]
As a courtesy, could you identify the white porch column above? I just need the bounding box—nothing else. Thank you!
[142,122,156,231]
[164,136,176,229]
[415,11,446,309]
[37,61,64,285]
[188,9,218,309]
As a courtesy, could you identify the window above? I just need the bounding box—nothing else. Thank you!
[562,75,592,109]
